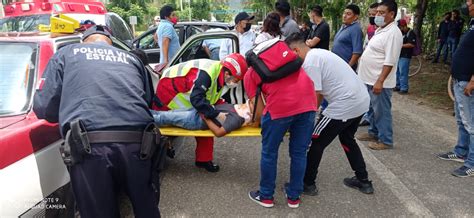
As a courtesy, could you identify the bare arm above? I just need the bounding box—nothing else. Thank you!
[402,43,415,49]
[202,116,227,137]
[162,37,170,63]
[203,45,211,58]
[248,95,264,127]
[306,37,321,47]
[373,65,393,95]
[316,91,323,109]
[464,75,474,96]
[348,54,361,68]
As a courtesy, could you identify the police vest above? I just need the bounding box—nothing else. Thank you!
[161,59,223,110]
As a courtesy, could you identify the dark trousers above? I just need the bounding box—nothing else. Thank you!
[304,115,368,186]
[70,143,160,218]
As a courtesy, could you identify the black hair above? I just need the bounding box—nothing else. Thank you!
[369,2,379,9]
[275,0,291,16]
[285,32,306,46]
[452,9,460,16]
[130,49,149,65]
[444,12,452,20]
[310,5,324,17]
[379,0,398,18]
[346,4,361,15]
[160,5,174,19]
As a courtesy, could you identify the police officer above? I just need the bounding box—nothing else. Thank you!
[33,26,160,217]
[154,53,248,172]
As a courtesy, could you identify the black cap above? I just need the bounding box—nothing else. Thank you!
[81,25,112,41]
[234,12,255,24]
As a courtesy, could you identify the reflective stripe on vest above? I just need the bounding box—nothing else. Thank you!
[161,59,223,110]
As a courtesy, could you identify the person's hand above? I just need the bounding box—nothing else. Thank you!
[464,81,474,96]
[437,39,441,43]
[372,81,383,95]
[216,112,228,124]
[305,40,312,47]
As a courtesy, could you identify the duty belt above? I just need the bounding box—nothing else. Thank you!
[87,131,143,143]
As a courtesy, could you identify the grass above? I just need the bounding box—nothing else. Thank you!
[408,57,454,111]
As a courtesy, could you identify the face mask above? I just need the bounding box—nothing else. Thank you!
[226,81,239,89]
[170,17,178,25]
[244,23,252,32]
[369,17,376,25]
[374,15,386,27]
[461,3,470,16]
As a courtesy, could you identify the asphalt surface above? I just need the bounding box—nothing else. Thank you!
[123,93,473,217]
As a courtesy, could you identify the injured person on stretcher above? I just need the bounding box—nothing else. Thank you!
[151,100,263,137]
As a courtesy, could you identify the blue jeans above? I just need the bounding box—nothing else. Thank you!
[453,80,474,168]
[434,40,448,63]
[396,57,411,91]
[151,109,207,130]
[259,111,315,200]
[366,85,393,146]
[447,37,459,58]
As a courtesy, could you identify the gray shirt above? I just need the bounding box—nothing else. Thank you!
[215,104,245,133]
[280,16,300,38]
[302,49,370,120]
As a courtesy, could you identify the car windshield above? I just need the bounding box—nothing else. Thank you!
[0,42,37,116]
[0,15,51,32]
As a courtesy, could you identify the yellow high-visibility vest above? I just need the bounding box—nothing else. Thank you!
[161,59,223,110]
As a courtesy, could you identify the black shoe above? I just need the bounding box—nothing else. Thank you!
[359,120,370,126]
[431,60,438,63]
[398,90,408,95]
[303,183,319,196]
[393,87,400,92]
[343,176,374,194]
[195,161,220,172]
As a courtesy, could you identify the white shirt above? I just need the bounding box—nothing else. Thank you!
[219,30,256,104]
[303,49,370,120]
[219,30,256,60]
[357,21,403,88]
[254,32,281,45]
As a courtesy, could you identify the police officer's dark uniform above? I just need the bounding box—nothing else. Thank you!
[33,26,160,218]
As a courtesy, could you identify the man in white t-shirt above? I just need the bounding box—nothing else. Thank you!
[356,0,403,150]
[285,33,374,195]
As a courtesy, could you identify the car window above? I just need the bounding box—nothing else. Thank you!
[0,15,50,32]
[138,32,157,49]
[0,42,37,116]
[106,13,133,45]
[170,32,239,66]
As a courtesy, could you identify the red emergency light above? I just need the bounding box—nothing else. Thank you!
[3,0,107,17]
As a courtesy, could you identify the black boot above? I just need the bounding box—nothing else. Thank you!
[195,161,220,172]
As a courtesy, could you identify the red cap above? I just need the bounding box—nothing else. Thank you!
[221,53,248,80]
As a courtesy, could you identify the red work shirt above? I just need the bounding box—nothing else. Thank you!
[244,67,318,120]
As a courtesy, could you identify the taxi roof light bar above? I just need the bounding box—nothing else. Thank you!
[38,14,80,34]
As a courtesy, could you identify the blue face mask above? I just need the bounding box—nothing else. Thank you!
[374,15,385,27]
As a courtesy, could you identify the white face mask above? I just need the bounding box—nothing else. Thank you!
[374,15,386,27]
[226,81,239,89]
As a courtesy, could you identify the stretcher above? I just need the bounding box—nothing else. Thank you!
[159,126,263,137]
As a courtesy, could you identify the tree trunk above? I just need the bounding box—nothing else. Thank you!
[413,0,429,39]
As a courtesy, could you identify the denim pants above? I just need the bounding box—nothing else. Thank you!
[396,57,411,91]
[447,37,459,58]
[151,109,206,130]
[453,80,474,168]
[434,40,448,63]
[259,111,316,200]
[366,85,393,146]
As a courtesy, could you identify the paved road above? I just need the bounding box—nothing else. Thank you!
[128,93,473,217]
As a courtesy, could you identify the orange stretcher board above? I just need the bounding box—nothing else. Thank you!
[159,126,263,137]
